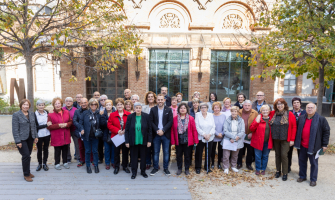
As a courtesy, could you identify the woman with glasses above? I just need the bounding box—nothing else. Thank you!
[269,98,297,181]
[79,98,101,174]
[188,91,202,109]
[125,100,134,113]
[194,103,216,174]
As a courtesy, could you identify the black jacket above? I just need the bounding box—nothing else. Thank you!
[165,95,171,107]
[149,106,173,139]
[73,107,87,138]
[234,101,243,109]
[187,101,202,109]
[73,101,80,109]
[125,112,152,146]
[294,113,330,154]
[79,109,100,141]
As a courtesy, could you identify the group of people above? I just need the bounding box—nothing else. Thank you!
[12,88,330,186]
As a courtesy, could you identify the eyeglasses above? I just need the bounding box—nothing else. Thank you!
[200,107,207,109]
[91,104,98,106]
[100,99,106,101]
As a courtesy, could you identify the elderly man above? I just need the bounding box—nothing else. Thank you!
[131,94,140,105]
[73,94,83,109]
[160,87,171,107]
[237,100,258,170]
[99,94,108,111]
[124,89,132,100]
[62,97,78,162]
[93,91,100,100]
[294,103,330,187]
[252,91,272,113]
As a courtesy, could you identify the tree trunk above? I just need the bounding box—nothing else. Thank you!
[25,56,34,112]
[317,65,324,115]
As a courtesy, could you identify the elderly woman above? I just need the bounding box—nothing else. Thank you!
[107,98,131,174]
[171,103,199,175]
[125,100,134,113]
[234,93,246,109]
[269,98,297,181]
[34,99,50,171]
[190,98,200,119]
[79,98,101,174]
[188,91,202,109]
[207,92,217,113]
[131,94,140,105]
[125,102,152,179]
[221,106,245,174]
[221,97,232,117]
[47,97,72,170]
[210,102,226,169]
[170,96,178,117]
[250,105,273,175]
[62,97,78,163]
[12,99,38,182]
[195,102,216,174]
[100,100,116,170]
[176,92,183,105]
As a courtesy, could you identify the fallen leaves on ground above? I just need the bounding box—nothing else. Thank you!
[325,144,335,155]
[0,142,37,151]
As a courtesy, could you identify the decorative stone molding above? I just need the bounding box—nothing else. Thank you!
[222,14,243,29]
[159,13,180,28]
[129,0,146,9]
[193,0,213,10]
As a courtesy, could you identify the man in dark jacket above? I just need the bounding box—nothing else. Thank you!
[251,91,272,113]
[294,103,330,187]
[149,94,173,176]
[161,86,171,107]
[73,94,83,109]
[73,98,89,167]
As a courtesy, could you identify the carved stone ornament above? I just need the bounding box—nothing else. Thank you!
[129,0,146,9]
[222,14,243,29]
[159,13,180,28]
[193,0,213,10]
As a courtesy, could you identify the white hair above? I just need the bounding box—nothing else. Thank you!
[243,100,252,105]
[100,94,108,99]
[131,94,140,101]
[65,97,73,102]
[36,99,45,106]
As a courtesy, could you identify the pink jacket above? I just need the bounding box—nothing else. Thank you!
[171,115,199,146]
[47,108,72,147]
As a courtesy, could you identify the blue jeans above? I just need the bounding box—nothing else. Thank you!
[153,135,170,169]
[254,142,270,171]
[83,137,99,167]
[104,141,115,165]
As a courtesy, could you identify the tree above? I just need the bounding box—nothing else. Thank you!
[0,0,142,110]
[249,0,335,114]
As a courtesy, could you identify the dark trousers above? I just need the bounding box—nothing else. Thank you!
[36,135,50,164]
[67,131,80,161]
[195,140,213,170]
[17,136,34,176]
[83,137,99,166]
[237,143,254,166]
[98,137,104,161]
[210,141,223,166]
[288,146,300,171]
[146,145,154,165]
[130,145,147,173]
[299,146,318,182]
[176,143,191,170]
[114,143,129,168]
[54,145,68,165]
[273,139,290,174]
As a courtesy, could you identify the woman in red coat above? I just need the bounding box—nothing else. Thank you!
[47,97,72,170]
[250,105,273,175]
[171,103,199,176]
[107,98,131,175]
[269,98,297,181]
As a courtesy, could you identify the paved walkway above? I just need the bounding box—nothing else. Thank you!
[0,162,192,200]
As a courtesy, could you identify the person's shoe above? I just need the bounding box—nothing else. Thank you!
[114,167,119,175]
[67,160,72,163]
[282,174,288,181]
[98,160,103,164]
[255,170,260,175]
[164,169,171,176]
[55,164,62,170]
[146,164,151,170]
[131,173,136,179]
[231,167,239,173]
[106,165,110,170]
[24,176,33,182]
[63,163,70,169]
[205,169,213,173]
[94,166,99,173]
[261,170,266,175]
[150,168,159,176]
[29,173,35,178]
[196,169,201,174]
[275,171,281,178]
[185,169,190,175]
[77,162,85,168]
[236,164,242,169]
[86,166,92,174]
[43,164,49,171]
[218,164,222,169]
[176,169,182,175]
[310,181,317,187]
[224,169,229,174]
[141,171,148,178]
[297,178,307,183]
[123,167,130,173]
[246,165,253,170]
[36,164,42,171]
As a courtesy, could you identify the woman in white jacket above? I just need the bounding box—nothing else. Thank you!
[195,103,216,174]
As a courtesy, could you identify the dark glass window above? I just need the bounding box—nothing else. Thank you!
[149,50,189,100]
[210,50,251,102]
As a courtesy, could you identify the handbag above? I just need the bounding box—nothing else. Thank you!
[95,128,103,138]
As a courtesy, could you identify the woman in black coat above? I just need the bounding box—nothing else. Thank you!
[234,92,246,109]
[125,102,152,179]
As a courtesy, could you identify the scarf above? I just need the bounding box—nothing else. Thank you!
[177,113,189,134]
[269,110,288,125]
